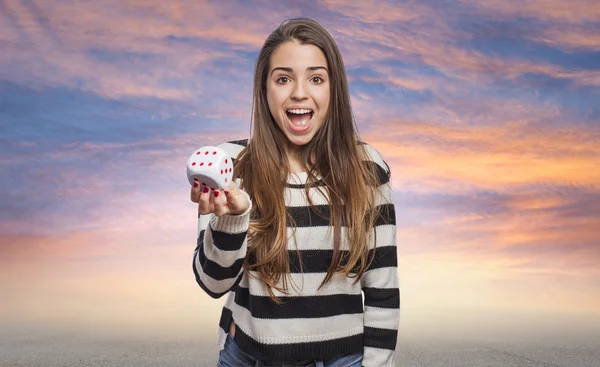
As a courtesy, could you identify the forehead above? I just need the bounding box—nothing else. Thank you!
[270,41,328,71]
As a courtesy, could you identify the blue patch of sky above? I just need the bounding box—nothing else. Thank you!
[376,59,446,78]
[583,103,600,124]
[86,48,165,65]
[208,51,258,72]
[351,77,436,107]
[0,82,244,150]
[165,34,198,44]
[166,34,258,83]
[375,62,600,129]
[351,62,437,103]
[1,133,211,235]
[346,66,380,79]
[165,34,259,57]
[347,62,438,102]
[198,56,255,85]
[456,18,600,71]
[391,188,511,231]
[1,85,145,144]
[1,166,62,227]
[506,73,600,127]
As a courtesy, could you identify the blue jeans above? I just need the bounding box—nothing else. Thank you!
[217,333,363,367]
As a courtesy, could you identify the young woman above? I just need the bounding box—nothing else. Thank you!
[190,18,399,367]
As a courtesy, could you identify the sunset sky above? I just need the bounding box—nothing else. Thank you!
[1,0,599,340]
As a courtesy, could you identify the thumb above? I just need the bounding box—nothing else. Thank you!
[223,181,242,197]
[223,182,250,214]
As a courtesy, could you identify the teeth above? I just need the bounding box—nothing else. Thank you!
[287,109,312,114]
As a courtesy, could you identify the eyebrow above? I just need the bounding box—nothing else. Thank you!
[270,66,328,76]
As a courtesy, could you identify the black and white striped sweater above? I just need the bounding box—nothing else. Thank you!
[193,139,399,366]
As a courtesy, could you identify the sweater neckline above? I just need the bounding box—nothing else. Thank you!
[287,171,308,184]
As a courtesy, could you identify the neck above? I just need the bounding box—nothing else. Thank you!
[285,144,316,173]
[288,155,305,173]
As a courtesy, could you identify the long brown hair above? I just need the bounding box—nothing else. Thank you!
[234,18,382,303]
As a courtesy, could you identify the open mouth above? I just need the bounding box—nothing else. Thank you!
[286,108,313,129]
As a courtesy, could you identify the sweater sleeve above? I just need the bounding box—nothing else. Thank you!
[192,189,252,298]
[360,150,400,367]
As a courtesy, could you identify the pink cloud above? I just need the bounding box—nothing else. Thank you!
[0,0,271,100]
[3,0,598,105]
[328,7,600,88]
[320,0,436,23]
[532,26,600,52]
[459,0,600,23]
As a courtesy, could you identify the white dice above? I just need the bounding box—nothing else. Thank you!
[186,146,234,190]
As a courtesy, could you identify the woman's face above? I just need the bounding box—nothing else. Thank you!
[266,40,330,155]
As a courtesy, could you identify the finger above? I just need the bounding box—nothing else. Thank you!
[190,179,201,203]
[198,184,212,214]
[212,189,228,217]
[207,187,216,214]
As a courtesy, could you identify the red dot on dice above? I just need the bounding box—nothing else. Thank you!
[212,151,217,155]
[229,168,232,172]
[196,151,200,155]
[200,162,204,166]
[225,178,228,183]
[204,151,208,155]
[208,162,212,166]
[192,162,196,166]
[225,159,228,164]
[220,170,223,174]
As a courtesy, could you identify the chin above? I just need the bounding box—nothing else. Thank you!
[287,135,315,148]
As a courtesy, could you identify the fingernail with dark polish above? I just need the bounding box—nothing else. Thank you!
[214,190,220,197]
[193,182,199,188]
[203,186,209,193]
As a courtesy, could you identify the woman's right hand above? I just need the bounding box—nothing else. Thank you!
[190,179,250,217]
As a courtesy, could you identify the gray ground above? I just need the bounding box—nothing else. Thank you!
[1,324,599,366]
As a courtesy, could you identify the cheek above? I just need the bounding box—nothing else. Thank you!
[267,86,283,109]
[266,88,277,115]
[317,91,330,113]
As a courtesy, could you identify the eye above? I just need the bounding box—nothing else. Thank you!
[276,76,291,84]
[311,76,325,84]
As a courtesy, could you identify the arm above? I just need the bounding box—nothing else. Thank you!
[361,163,400,366]
[192,189,252,298]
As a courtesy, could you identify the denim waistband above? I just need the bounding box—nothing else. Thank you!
[258,359,315,366]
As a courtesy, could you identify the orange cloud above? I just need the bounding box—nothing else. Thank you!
[363,118,600,190]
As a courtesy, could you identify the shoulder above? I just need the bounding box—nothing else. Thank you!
[216,139,249,161]
[359,141,390,172]
[358,141,391,186]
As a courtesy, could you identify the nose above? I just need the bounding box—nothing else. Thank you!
[291,80,307,100]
